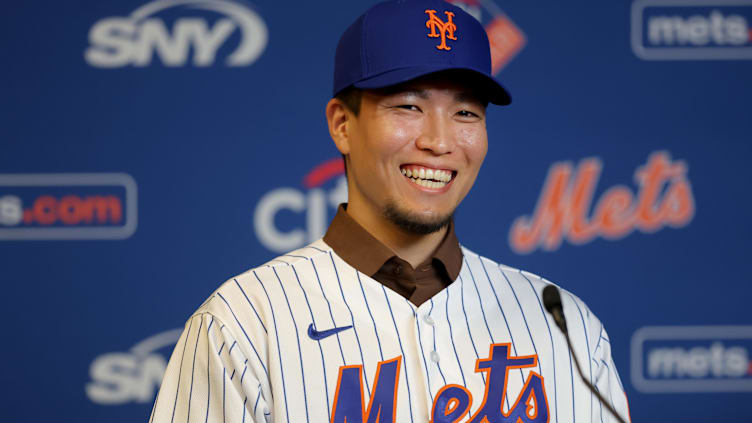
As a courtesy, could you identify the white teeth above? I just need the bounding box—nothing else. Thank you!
[401,167,453,185]
[406,177,447,189]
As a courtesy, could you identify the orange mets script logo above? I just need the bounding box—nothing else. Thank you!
[509,151,695,254]
[425,9,458,51]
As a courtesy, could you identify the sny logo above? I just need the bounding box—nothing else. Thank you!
[87,328,183,405]
[425,9,458,51]
[330,344,547,423]
[85,0,268,68]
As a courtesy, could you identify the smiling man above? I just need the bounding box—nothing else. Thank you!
[150,1,630,422]
[325,73,490,284]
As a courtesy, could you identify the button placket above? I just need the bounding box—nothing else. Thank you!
[414,309,441,410]
[420,312,441,373]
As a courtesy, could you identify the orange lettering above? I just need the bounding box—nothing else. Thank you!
[509,151,695,254]
[26,195,123,226]
[425,10,457,51]
[509,163,573,253]
[89,195,122,224]
[566,159,601,245]
[634,152,669,231]
[33,195,57,225]
[58,195,82,225]
[661,177,694,227]
[594,187,634,239]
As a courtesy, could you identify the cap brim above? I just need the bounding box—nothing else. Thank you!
[352,66,511,105]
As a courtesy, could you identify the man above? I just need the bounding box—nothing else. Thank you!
[151,1,630,422]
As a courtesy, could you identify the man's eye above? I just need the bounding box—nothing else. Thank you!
[396,105,420,111]
[457,110,479,118]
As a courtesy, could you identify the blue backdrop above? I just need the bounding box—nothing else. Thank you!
[2,0,751,421]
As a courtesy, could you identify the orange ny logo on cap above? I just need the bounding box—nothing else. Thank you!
[425,9,457,51]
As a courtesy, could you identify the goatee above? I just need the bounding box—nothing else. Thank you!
[382,203,452,235]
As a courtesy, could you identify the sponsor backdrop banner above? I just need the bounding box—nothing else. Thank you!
[1,0,750,421]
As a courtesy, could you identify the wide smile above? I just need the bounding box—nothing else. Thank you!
[399,165,456,189]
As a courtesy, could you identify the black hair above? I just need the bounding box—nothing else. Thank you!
[334,86,362,116]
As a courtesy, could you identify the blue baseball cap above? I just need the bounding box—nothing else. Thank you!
[333,0,511,105]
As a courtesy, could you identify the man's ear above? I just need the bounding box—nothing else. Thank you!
[326,98,351,155]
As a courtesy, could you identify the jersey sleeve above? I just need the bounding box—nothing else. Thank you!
[150,313,271,423]
[590,318,631,423]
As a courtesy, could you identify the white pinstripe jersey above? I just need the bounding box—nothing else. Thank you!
[150,239,631,423]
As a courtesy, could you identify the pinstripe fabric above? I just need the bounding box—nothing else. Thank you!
[150,239,630,422]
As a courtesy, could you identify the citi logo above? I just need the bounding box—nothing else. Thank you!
[85,0,268,68]
[86,328,182,405]
[0,173,137,240]
[631,326,752,393]
[508,151,694,254]
[631,0,752,60]
[253,158,347,253]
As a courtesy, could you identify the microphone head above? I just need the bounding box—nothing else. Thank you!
[542,285,563,314]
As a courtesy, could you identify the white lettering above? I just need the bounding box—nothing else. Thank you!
[647,11,750,46]
[253,176,347,253]
[85,0,268,68]
[134,355,169,402]
[726,16,749,44]
[306,189,327,243]
[84,18,136,68]
[86,353,167,405]
[191,19,236,66]
[687,15,710,45]
[647,342,750,379]
[726,346,748,377]
[686,346,711,377]
[0,195,23,226]
[254,188,306,253]
[131,18,236,67]
[328,175,348,209]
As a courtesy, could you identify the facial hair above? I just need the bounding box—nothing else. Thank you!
[382,202,452,235]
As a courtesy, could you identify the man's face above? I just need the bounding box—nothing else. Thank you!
[342,75,488,234]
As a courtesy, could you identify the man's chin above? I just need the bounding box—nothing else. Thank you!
[383,203,452,235]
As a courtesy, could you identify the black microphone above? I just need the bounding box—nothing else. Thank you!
[542,285,627,423]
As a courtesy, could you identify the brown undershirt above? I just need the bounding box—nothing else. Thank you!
[323,204,463,306]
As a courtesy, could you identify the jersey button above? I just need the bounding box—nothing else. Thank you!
[423,314,435,326]
[430,350,440,363]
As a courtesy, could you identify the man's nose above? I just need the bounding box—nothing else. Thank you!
[415,114,454,155]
